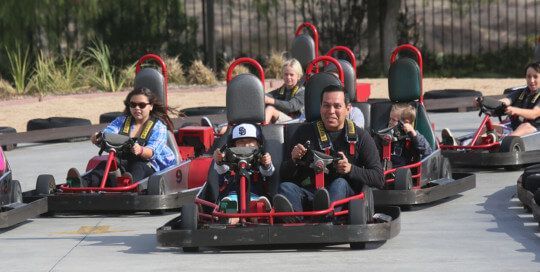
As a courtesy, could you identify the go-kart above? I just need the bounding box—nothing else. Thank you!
[157,57,400,252]
[1,147,47,228]
[367,44,475,207]
[440,93,540,170]
[516,164,540,225]
[22,54,198,214]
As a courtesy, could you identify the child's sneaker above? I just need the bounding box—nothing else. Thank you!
[66,167,82,187]
[255,196,272,211]
[441,128,458,146]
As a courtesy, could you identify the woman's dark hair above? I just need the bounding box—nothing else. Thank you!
[526,62,540,73]
[123,87,174,131]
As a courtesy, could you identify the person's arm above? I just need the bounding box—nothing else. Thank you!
[280,129,310,183]
[214,162,230,175]
[258,152,275,177]
[271,88,305,114]
[506,105,540,120]
[411,131,433,158]
[346,129,385,190]
[139,121,169,161]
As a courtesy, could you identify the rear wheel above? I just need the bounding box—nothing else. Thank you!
[441,158,452,179]
[348,199,367,249]
[394,168,413,190]
[36,175,55,195]
[147,175,165,215]
[180,203,199,252]
[10,180,22,203]
[500,136,524,171]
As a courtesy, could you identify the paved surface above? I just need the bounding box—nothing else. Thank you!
[1,111,539,272]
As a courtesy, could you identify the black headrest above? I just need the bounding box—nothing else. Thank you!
[388,58,421,102]
[304,72,342,122]
[291,33,316,71]
[325,60,356,102]
[226,73,265,124]
[134,68,165,105]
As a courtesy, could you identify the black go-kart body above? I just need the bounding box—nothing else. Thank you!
[1,148,47,228]
[365,44,475,207]
[21,54,199,214]
[157,56,401,252]
[516,164,540,225]
[440,91,540,170]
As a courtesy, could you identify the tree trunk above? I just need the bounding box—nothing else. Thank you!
[381,0,401,73]
[366,0,382,76]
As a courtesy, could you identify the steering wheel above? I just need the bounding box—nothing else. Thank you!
[97,132,138,157]
[219,145,264,174]
[375,120,409,144]
[476,96,507,122]
[297,141,341,174]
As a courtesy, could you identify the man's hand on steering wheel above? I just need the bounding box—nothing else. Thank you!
[291,143,307,163]
[335,152,351,174]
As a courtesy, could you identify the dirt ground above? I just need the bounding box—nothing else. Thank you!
[0,77,525,132]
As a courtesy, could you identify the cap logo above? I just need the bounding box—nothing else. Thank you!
[239,127,246,135]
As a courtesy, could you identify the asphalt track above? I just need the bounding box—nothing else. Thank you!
[1,111,539,272]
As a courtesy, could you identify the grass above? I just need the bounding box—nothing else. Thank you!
[221,59,250,80]
[85,40,125,92]
[29,52,88,96]
[163,55,186,84]
[5,44,31,94]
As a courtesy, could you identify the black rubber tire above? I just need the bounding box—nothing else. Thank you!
[348,198,367,250]
[534,189,540,206]
[0,126,17,151]
[441,158,452,179]
[10,180,22,203]
[424,89,482,99]
[361,185,375,223]
[500,136,524,171]
[99,112,123,124]
[36,174,56,195]
[180,203,199,252]
[147,175,165,195]
[27,117,92,142]
[180,106,227,117]
[394,168,413,190]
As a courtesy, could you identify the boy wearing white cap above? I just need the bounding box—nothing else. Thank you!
[213,123,274,216]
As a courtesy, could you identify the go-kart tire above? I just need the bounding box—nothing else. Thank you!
[0,126,17,151]
[394,168,413,190]
[180,106,227,117]
[27,117,92,142]
[348,198,367,250]
[147,175,165,215]
[424,89,482,99]
[99,112,123,124]
[441,158,452,179]
[534,189,540,206]
[10,180,22,204]
[36,174,56,195]
[361,185,375,223]
[500,136,524,171]
[180,203,199,252]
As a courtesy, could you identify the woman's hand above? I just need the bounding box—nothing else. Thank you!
[132,143,144,156]
[505,106,520,116]
[91,132,101,145]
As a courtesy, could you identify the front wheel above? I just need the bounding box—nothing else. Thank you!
[180,203,199,252]
[36,175,56,195]
[394,168,413,190]
[10,180,22,203]
[500,136,524,171]
[348,199,367,250]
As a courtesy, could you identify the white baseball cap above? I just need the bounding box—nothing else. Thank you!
[231,123,260,141]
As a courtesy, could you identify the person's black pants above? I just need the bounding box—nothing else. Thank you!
[82,159,155,187]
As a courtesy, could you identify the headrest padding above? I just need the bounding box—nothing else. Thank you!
[134,68,165,105]
[388,58,421,102]
[226,73,265,124]
[304,72,342,122]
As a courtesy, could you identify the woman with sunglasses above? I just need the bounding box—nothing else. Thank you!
[67,87,177,187]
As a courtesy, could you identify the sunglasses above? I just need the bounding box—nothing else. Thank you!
[129,102,151,109]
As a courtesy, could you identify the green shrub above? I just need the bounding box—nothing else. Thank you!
[186,60,217,85]
[29,52,87,95]
[5,44,31,94]
[119,62,136,88]
[85,40,125,92]
[220,59,250,80]
[0,78,15,98]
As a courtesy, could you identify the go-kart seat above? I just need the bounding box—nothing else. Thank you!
[386,57,436,150]
[324,59,356,102]
[291,33,316,71]
[167,131,182,163]
[304,72,343,122]
[134,68,166,106]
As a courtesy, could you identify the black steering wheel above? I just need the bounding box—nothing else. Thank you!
[375,120,409,144]
[476,96,507,122]
[219,145,264,175]
[97,132,138,158]
[297,141,342,174]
